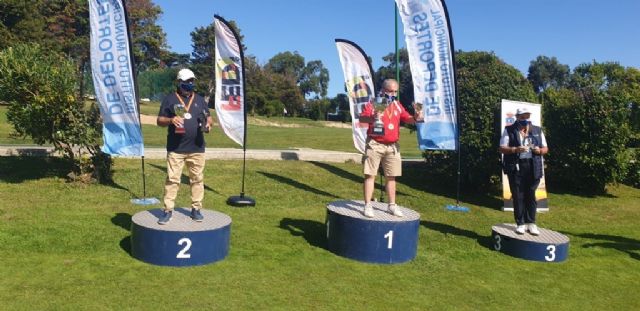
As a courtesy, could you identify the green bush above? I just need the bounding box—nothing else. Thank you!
[422,51,536,192]
[261,99,284,117]
[305,98,330,121]
[0,43,111,182]
[543,62,634,193]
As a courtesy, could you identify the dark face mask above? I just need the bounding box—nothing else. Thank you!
[515,119,530,128]
[179,81,194,92]
[383,93,396,101]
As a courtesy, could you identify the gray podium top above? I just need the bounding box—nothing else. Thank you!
[492,223,569,244]
[132,208,232,232]
[327,200,420,222]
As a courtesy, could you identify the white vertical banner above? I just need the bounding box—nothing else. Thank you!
[89,0,144,156]
[500,100,549,211]
[396,0,457,150]
[214,16,245,147]
[335,39,375,154]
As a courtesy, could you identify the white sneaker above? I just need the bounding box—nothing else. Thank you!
[528,224,540,236]
[363,204,375,218]
[388,203,404,217]
[515,225,526,235]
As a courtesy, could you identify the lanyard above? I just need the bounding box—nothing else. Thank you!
[384,101,396,120]
[175,92,195,112]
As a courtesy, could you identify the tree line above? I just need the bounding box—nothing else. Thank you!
[1,0,638,193]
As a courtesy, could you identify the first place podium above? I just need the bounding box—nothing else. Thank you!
[131,208,231,267]
[326,200,420,264]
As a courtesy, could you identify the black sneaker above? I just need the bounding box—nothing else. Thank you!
[191,208,204,222]
[157,210,172,225]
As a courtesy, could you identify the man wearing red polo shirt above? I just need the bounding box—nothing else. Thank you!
[359,79,422,218]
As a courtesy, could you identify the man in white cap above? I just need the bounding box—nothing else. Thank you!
[156,68,213,224]
[500,107,549,235]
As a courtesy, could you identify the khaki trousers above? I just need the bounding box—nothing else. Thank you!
[163,152,205,211]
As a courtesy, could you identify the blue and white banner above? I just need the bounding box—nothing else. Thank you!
[396,0,457,150]
[335,39,375,154]
[214,15,245,147]
[89,0,143,156]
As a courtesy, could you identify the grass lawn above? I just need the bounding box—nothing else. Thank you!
[0,104,423,158]
[0,157,638,310]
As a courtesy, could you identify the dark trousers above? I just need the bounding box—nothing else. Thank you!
[507,159,541,226]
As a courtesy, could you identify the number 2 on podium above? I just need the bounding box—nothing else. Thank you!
[177,238,192,259]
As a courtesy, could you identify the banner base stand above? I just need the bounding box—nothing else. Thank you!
[445,204,469,212]
[502,207,549,212]
[227,195,256,207]
[131,197,160,205]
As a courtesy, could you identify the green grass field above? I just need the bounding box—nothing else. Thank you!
[0,156,638,310]
[0,104,423,158]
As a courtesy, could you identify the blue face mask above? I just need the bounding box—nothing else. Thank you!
[515,119,530,128]
[179,81,194,92]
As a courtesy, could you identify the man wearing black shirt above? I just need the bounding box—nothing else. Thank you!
[156,69,213,224]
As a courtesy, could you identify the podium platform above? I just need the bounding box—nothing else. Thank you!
[326,200,420,264]
[130,208,231,266]
[491,223,569,262]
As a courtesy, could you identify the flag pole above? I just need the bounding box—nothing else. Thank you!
[440,0,468,212]
[124,0,158,205]
[215,15,256,207]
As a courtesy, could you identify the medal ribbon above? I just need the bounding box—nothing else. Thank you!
[175,92,195,114]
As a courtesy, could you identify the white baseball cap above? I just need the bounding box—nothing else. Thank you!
[176,68,196,81]
[516,107,531,115]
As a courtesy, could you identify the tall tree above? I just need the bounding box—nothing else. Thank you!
[0,0,48,50]
[299,60,329,98]
[265,51,305,80]
[125,0,168,71]
[527,55,570,94]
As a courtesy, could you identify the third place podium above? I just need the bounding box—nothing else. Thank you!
[326,200,420,264]
[491,223,569,262]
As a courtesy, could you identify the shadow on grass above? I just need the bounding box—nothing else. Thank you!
[279,218,327,250]
[0,156,71,183]
[562,231,639,260]
[401,162,503,210]
[308,161,413,199]
[111,213,132,255]
[0,156,134,193]
[421,220,493,250]
[258,171,339,198]
[148,163,219,194]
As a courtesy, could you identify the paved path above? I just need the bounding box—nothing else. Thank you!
[0,145,367,163]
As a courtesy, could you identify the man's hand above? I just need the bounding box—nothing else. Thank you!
[172,116,184,128]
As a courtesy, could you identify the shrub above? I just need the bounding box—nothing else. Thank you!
[0,43,111,182]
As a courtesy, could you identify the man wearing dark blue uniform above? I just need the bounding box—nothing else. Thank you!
[500,107,549,235]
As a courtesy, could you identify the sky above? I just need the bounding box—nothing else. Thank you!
[153,0,640,97]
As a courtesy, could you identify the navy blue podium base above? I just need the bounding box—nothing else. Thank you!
[492,223,569,262]
[131,208,231,267]
[326,200,420,264]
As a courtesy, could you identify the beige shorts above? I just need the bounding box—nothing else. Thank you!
[363,139,402,177]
